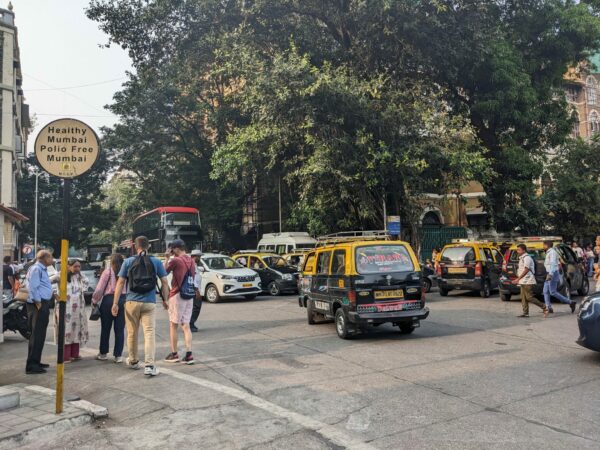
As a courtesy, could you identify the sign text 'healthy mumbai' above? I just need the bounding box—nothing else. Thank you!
[34,118,100,178]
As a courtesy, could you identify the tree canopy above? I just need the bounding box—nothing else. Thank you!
[71,0,600,246]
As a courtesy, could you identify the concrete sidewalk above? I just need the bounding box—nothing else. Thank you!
[0,383,107,449]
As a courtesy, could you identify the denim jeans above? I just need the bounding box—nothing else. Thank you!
[588,257,595,277]
[543,271,571,308]
[99,294,126,357]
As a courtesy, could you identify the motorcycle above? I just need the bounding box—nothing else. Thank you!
[2,294,31,340]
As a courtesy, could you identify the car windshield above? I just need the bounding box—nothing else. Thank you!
[262,256,288,268]
[203,257,242,270]
[355,245,414,274]
[440,247,476,264]
[509,249,546,262]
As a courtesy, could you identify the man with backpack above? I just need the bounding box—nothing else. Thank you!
[112,236,169,377]
[163,239,196,364]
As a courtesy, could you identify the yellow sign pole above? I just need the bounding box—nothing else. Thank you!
[55,237,69,413]
[33,119,99,415]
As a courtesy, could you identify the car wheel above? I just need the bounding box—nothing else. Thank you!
[268,281,281,296]
[480,280,491,298]
[500,293,511,302]
[578,277,590,296]
[398,324,416,334]
[335,308,351,339]
[307,299,317,325]
[205,284,221,303]
[244,294,257,300]
[439,288,449,297]
[423,278,432,293]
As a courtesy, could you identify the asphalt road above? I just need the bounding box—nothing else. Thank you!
[2,287,600,450]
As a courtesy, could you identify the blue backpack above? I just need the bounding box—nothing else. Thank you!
[179,260,196,300]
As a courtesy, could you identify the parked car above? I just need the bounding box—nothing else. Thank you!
[436,240,503,297]
[198,253,262,303]
[499,238,589,302]
[232,252,299,296]
[299,232,429,339]
[576,291,600,352]
[283,251,308,270]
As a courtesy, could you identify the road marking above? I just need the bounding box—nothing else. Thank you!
[160,367,377,450]
[56,344,375,449]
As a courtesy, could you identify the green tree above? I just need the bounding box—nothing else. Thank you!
[18,154,116,252]
[542,137,600,238]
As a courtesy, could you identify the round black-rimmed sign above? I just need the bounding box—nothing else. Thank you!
[34,118,100,178]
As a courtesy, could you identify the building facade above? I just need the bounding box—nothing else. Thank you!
[564,57,600,140]
[0,4,29,258]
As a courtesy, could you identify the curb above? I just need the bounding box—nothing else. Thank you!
[24,385,108,418]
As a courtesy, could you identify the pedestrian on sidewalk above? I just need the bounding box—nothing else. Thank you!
[585,244,595,277]
[543,240,576,314]
[25,250,54,374]
[189,249,203,332]
[164,240,196,364]
[3,255,15,301]
[55,259,90,362]
[512,244,548,318]
[92,254,127,363]
[112,236,169,377]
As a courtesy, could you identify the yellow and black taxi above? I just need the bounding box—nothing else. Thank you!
[232,251,299,296]
[436,239,503,297]
[499,237,589,302]
[298,231,429,339]
[283,251,309,270]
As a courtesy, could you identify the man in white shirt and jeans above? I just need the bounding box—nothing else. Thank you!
[513,244,548,318]
[543,240,576,314]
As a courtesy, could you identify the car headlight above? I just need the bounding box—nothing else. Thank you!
[216,274,233,280]
[282,273,293,281]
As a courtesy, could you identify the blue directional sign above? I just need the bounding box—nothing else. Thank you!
[387,216,401,236]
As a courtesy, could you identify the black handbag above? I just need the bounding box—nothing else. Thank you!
[89,271,110,321]
[89,303,101,321]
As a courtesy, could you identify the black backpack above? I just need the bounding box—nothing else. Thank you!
[128,253,157,294]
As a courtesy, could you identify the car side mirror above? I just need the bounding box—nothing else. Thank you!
[198,266,206,273]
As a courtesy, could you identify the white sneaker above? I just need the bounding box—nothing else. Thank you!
[114,356,123,364]
[96,353,108,361]
[126,358,141,370]
[144,365,159,377]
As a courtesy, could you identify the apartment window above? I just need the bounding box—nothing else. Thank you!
[566,87,578,102]
[572,112,580,138]
[587,76,598,105]
[590,111,599,135]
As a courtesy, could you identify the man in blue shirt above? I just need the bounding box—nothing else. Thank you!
[112,236,169,377]
[25,250,55,374]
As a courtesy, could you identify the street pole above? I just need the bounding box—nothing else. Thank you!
[55,178,70,414]
[278,176,282,233]
[34,171,39,256]
[383,192,387,231]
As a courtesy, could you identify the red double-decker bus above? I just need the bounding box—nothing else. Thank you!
[130,206,202,253]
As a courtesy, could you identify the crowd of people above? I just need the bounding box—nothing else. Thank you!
[22,236,203,376]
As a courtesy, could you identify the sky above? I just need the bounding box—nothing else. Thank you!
[11,0,133,152]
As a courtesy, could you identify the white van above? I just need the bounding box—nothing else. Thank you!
[257,232,317,254]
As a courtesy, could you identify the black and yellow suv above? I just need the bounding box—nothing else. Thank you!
[232,251,299,296]
[298,231,429,339]
[499,237,589,302]
[436,239,503,297]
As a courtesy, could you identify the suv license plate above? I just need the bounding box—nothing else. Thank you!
[243,283,252,287]
[374,289,404,299]
[448,267,468,274]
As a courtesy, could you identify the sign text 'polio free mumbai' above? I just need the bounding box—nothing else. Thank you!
[34,118,100,178]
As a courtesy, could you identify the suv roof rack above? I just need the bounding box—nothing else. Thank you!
[449,239,498,244]
[514,236,562,243]
[316,230,391,246]
[235,249,258,254]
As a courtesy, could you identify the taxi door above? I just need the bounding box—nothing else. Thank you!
[328,248,349,306]
[311,250,332,315]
